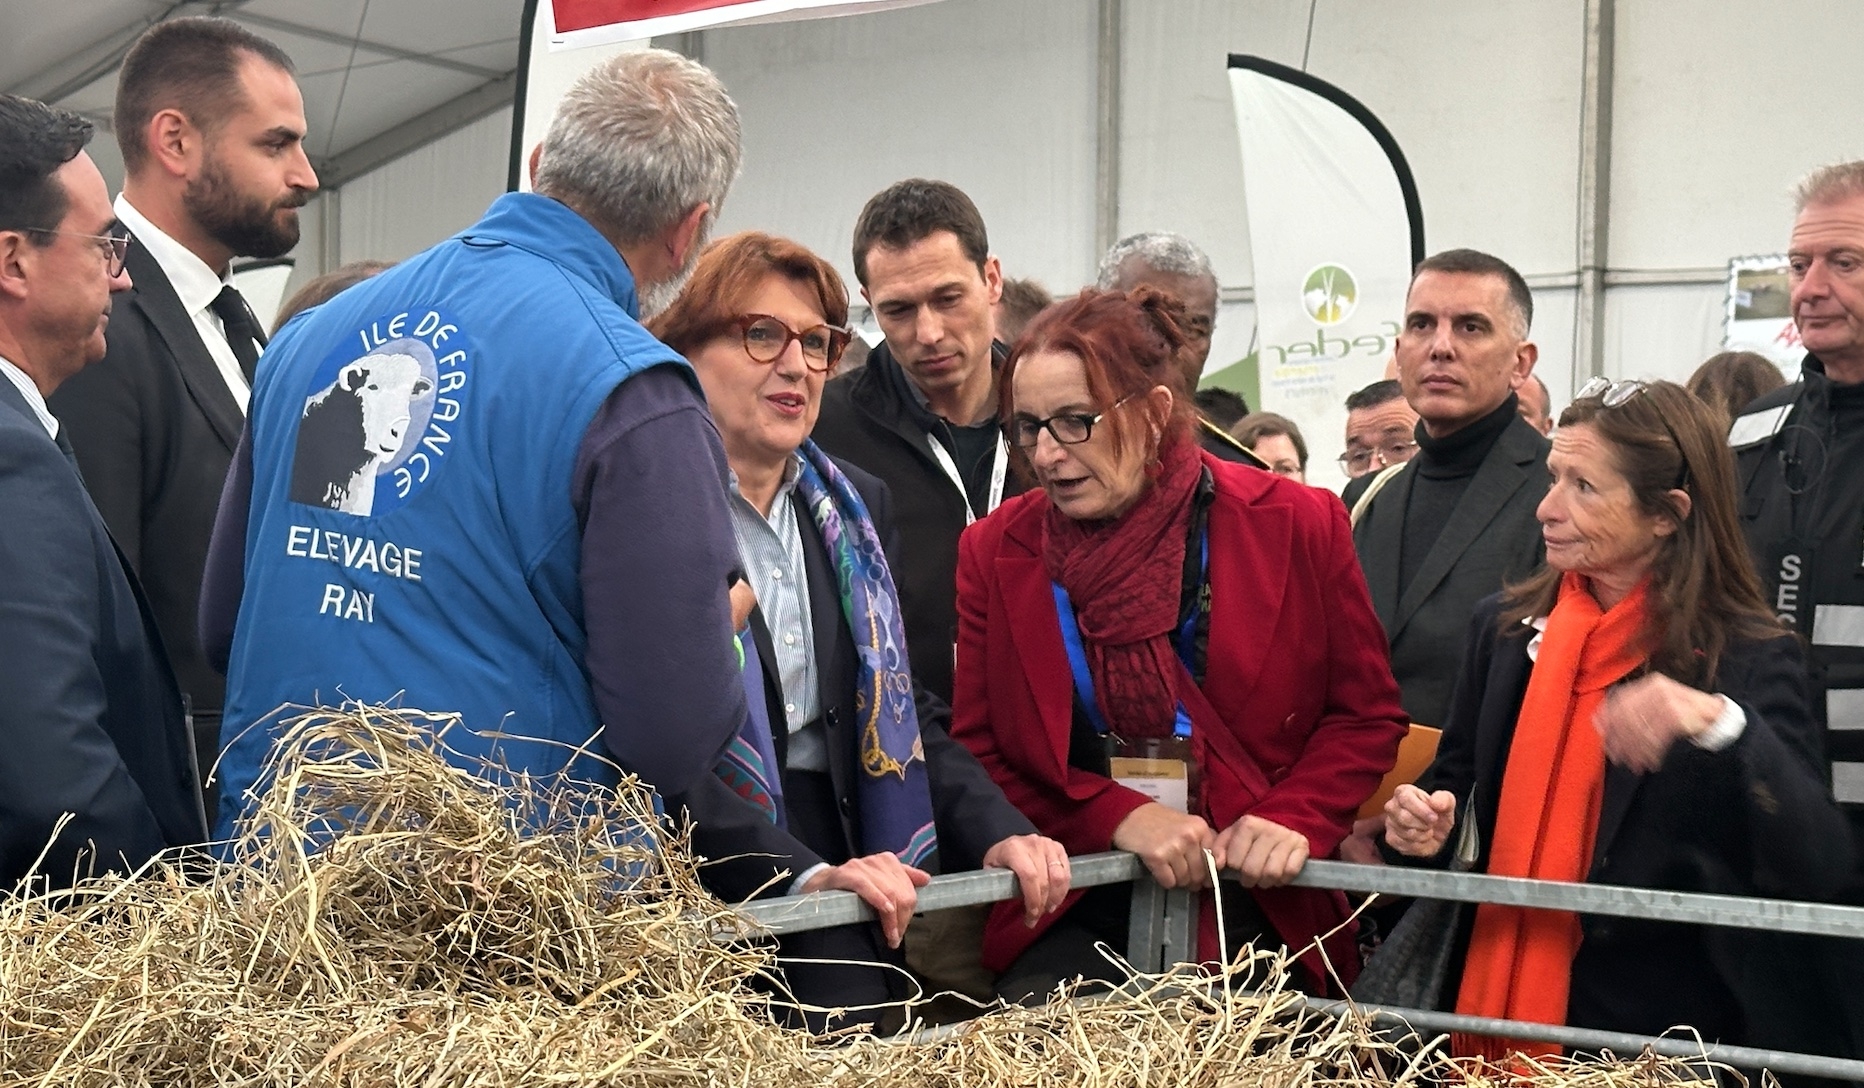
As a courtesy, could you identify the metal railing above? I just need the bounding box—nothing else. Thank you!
[731,852,1864,1080]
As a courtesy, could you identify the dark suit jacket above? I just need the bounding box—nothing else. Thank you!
[1353,415,1549,727]
[951,452,1407,972]
[1412,594,1853,1046]
[0,380,206,891]
[668,456,1034,904]
[48,239,245,767]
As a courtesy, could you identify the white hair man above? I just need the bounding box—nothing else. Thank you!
[1096,231,1266,468]
[203,50,750,835]
[1734,160,1864,837]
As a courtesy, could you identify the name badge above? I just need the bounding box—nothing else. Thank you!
[1110,756,1189,814]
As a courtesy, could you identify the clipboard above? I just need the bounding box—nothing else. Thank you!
[1357,723,1442,819]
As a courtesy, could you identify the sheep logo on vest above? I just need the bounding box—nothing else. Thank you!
[290,350,435,516]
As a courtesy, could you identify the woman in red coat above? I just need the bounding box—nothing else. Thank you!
[949,287,1406,1001]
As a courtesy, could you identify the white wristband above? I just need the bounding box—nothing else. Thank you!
[1689,695,1748,752]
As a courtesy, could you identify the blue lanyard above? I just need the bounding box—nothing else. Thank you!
[1052,526,1208,739]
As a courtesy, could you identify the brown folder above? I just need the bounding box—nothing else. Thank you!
[1357,723,1443,819]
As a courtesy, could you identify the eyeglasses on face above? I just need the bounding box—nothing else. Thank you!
[27,225,132,278]
[1337,440,1419,475]
[729,314,850,372]
[1007,393,1136,450]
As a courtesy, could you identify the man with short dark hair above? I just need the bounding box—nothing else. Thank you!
[202,49,748,834]
[812,179,1023,705]
[0,95,206,890]
[1338,379,1419,509]
[50,17,317,810]
[992,275,1051,344]
[1352,249,1550,728]
[1096,231,1267,468]
[1518,373,1554,435]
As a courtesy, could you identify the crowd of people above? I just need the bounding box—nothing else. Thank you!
[3,15,1861,1059]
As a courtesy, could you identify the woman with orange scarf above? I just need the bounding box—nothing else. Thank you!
[1383,379,1853,1058]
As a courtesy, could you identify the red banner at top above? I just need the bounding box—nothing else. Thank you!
[553,0,735,34]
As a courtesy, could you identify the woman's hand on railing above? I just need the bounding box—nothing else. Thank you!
[982,832,1073,927]
[799,854,931,948]
[1112,803,1216,890]
[1384,784,1457,858]
[1214,814,1311,887]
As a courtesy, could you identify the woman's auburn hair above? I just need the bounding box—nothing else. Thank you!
[645,230,849,356]
[1499,379,1784,685]
[997,286,1200,474]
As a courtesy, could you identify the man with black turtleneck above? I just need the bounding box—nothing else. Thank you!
[1351,249,1550,729]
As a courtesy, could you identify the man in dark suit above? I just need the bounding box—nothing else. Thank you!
[1352,250,1551,729]
[0,95,207,892]
[49,18,316,808]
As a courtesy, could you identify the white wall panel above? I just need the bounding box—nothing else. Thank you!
[700,0,1099,296]
[1612,0,1864,271]
[336,107,513,266]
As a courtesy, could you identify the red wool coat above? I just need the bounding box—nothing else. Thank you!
[949,453,1407,984]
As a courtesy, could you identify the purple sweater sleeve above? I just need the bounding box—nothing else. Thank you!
[573,364,746,796]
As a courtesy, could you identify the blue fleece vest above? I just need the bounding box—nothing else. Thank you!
[217,193,696,835]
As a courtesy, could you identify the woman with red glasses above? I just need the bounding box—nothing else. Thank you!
[948,286,1406,1002]
[647,231,1068,1031]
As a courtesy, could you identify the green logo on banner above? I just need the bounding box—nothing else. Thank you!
[1302,264,1357,326]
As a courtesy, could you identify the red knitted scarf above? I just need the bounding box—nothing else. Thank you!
[1041,441,1202,738]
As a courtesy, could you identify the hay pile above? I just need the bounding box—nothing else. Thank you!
[0,706,1718,1087]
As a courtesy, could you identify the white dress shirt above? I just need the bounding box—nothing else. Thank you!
[0,355,58,439]
[114,195,252,412]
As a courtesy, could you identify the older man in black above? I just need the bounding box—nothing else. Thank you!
[0,96,205,892]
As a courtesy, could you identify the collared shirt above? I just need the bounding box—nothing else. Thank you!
[115,195,252,412]
[728,455,826,772]
[0,355,58,439]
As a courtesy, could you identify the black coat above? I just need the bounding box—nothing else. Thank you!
[0,380,206,891]
[1413,594,1854,1048]
[1353,415,1549,727]
[48,240,251,786]
[810,345,1028,703]
[666,457,1035,905]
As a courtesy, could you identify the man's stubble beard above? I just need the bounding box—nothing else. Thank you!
[184,151,307,260]
[636,219,712,320]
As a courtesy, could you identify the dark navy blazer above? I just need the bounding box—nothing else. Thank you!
[0,378,205,891]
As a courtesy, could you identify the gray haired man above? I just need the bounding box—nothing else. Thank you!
[202,50,751,831]
[1098,231,1264,468]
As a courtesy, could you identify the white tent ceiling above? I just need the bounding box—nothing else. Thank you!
[2,0,523,191]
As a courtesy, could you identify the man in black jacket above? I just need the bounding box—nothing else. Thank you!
[49,18,316,813]
[0,96,207,891]
[812,180,1023,705]
[1352,249,1550,729]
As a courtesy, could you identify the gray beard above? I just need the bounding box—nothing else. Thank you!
[636,220,710,320]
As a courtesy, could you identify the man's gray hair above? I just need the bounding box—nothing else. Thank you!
[533,49,742,246]
[1796,160,1864,213]
[1096,231,1217,291]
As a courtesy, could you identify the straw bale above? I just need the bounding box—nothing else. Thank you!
[0,705,1725,1087]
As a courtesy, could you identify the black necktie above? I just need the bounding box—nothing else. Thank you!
[54,426,82,477]
[209,284,266,384]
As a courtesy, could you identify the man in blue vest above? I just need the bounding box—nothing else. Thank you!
[201,50,750,833]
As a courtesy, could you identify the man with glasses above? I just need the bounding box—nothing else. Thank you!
[201,50,750,833]
[0,95,207,890]
[49,18,317,812]
[1352,249,1550,731]
[1337,379,1420,510]
[1734,160,1864,837]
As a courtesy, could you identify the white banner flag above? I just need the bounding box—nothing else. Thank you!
[1227,55,1424,491]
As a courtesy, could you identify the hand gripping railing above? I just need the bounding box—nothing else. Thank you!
[730,852,1864,1080]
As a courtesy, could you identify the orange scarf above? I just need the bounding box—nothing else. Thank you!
[1453,572,1651,1063]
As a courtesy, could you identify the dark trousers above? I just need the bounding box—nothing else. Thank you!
[766,768,899,1033]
